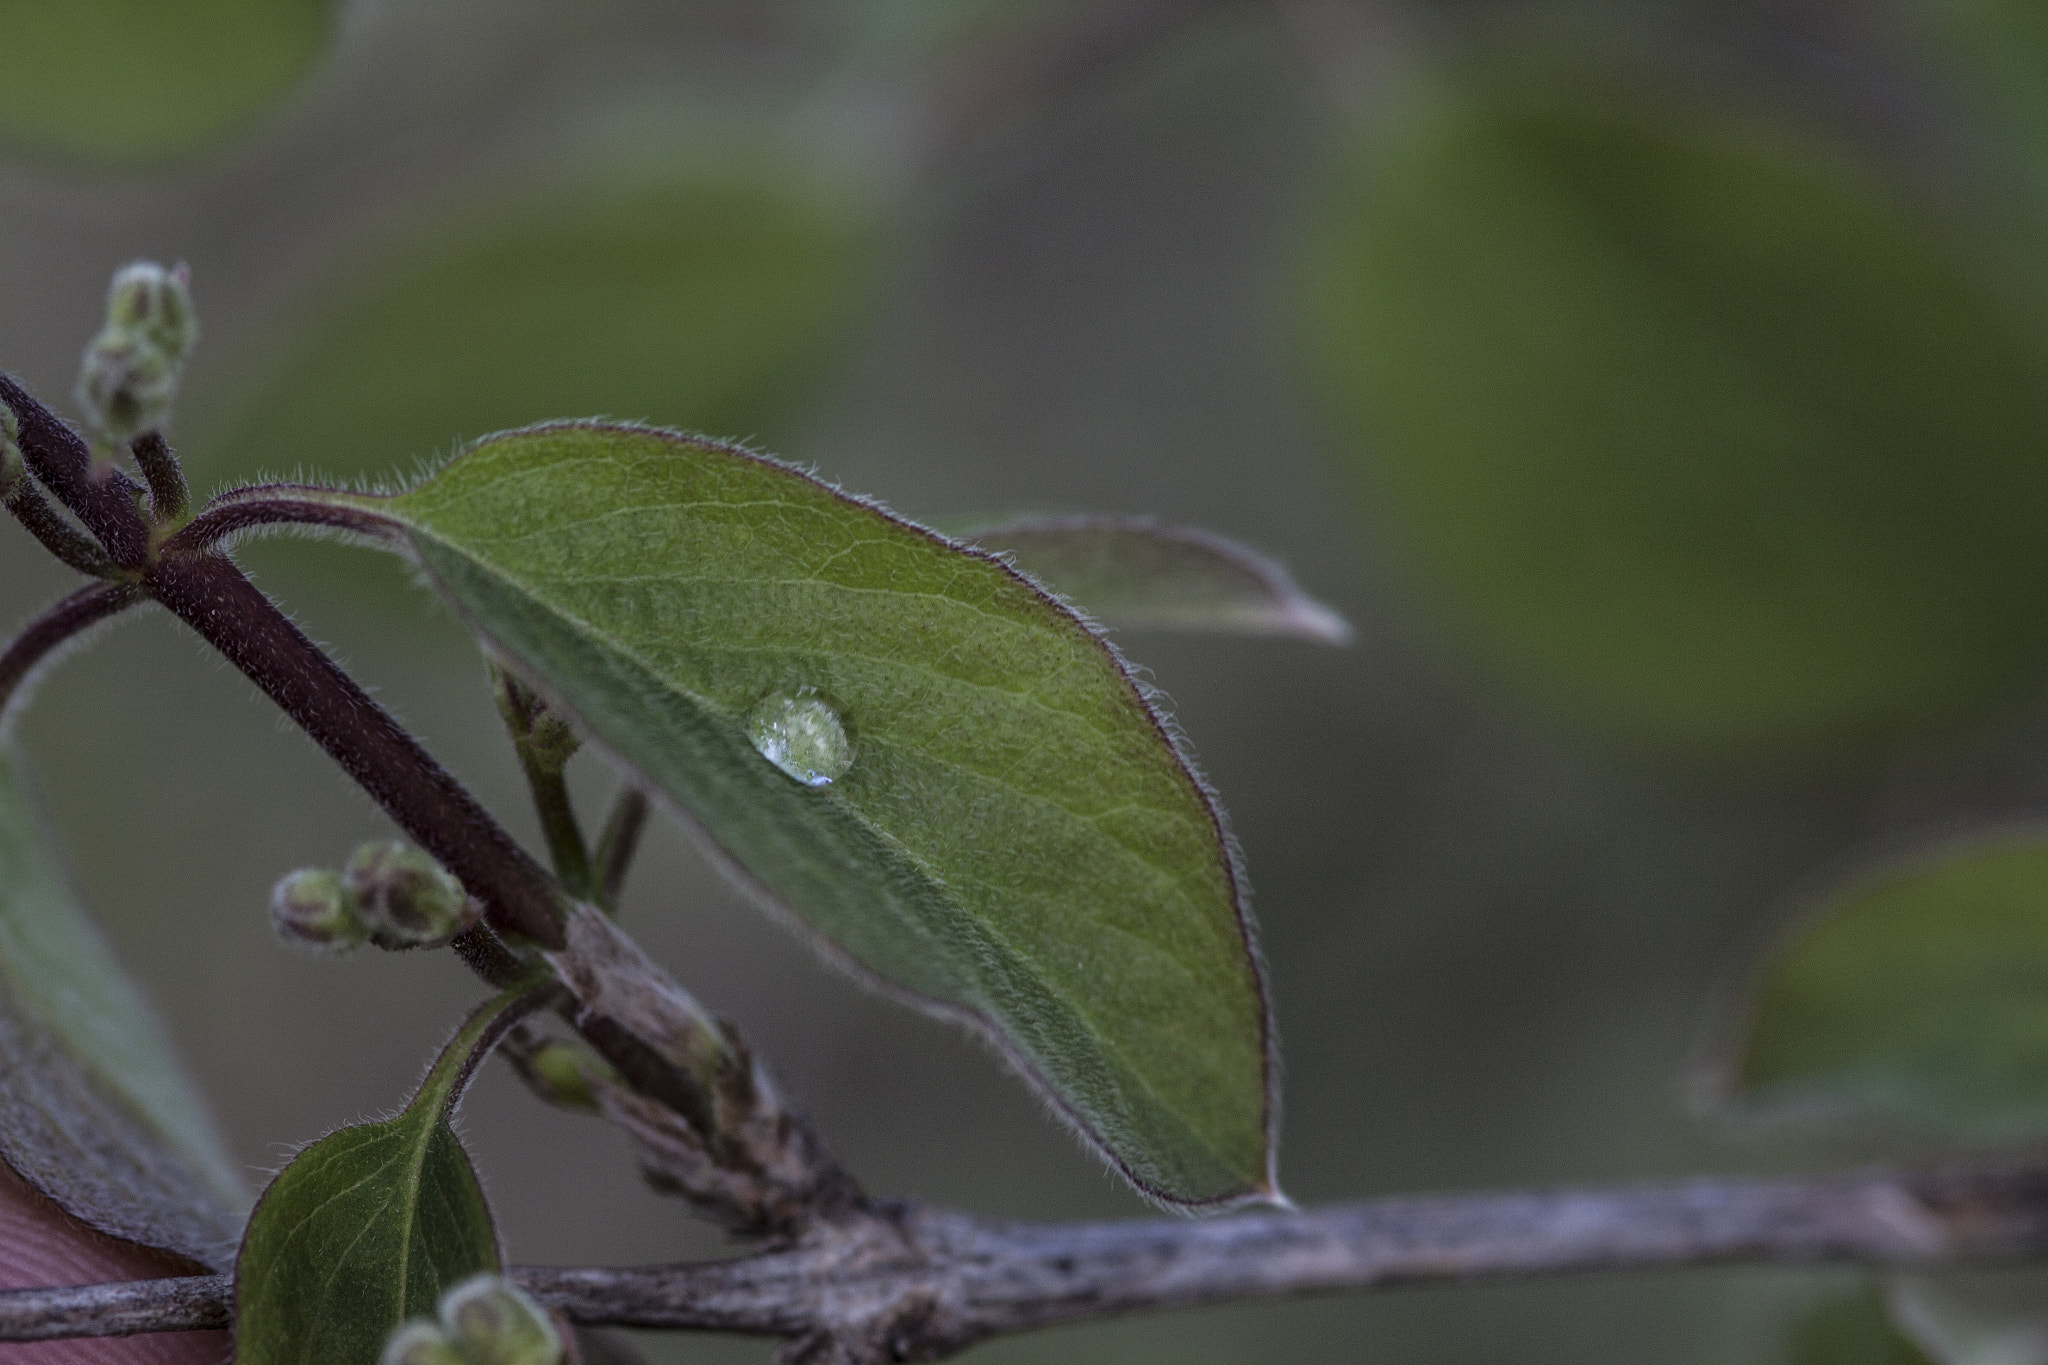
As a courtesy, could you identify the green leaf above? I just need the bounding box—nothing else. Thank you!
[195,175,874,485]
[0,0,330,164]
[1889,1269,2048,1365]
[233,984,543,1364]
[1780,1283,1935,1365]
[1702,832,2048,1140]
[0,739,244,1267]
[949,515,1352,642]
[353,423,1276,1207]
[1294,67,2048,745]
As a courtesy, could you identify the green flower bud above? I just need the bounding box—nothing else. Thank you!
[526,1038,611,1113]
[105,261,198,360]
[491,665,582,772]
[75,261,199,443]
[268,868,366,953]
[440,1275,562,1365]
[343,840,475,949]
[381,1320,466,1365]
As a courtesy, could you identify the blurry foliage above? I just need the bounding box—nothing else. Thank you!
[20,1,2048,1361]
[1295,63,2048,748]
[1928,0,2048,226]
[195,177,877,485]
[0,0,330,163]
[1708,832,2048,1142]
[1783,1285,1935,1365]
[1889,1268,2048,1365]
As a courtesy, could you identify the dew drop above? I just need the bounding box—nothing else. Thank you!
[745,688,852,787]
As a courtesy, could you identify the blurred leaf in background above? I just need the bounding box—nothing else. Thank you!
[1294,63,2048,747]
[1702,831,2048,1141]
[194,174,878,485]
[1925,0,2048,231]
[0,0,331,164]
[1888,1268,2048,1365]
[1780,1283,1935,1364]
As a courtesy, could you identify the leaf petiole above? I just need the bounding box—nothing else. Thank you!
[495,668,594,897]
[0,582,143,732]
[592,787,649,912]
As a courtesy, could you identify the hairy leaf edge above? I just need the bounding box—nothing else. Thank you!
[233,982,552,1345]
[279,418,1283,1211]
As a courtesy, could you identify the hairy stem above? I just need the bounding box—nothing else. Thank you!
[593,787,650,910]
[0,583,143,728]
[0,377,149,570]
[2,481,115,579]
[135,550,745,1158]
[128,433,189,524]
[14,1164,2048,1353]
[497,671,593,896]
[158,482,402,557]
[526,762,592,895]
[140,553,566,947]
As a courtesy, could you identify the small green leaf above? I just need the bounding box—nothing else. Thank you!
[1780,1283,1934,1365]
[348,423,1275,1207]
[1702,832,2048,1140]
[196,176,874,485]
[949,516,1352,642]
[234,983,545,1364]
[1294,67,2048,744]
[0,740,243,1267]
[0,0,331,164]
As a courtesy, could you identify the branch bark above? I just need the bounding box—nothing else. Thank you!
[11,1165,2048,1357]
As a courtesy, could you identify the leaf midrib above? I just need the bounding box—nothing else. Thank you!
[404,521,1221,909]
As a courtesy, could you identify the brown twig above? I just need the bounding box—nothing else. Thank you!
[10,1165,2048,1358]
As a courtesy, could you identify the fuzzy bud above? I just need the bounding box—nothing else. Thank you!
[523,1038,611,1114]
[380,1321,467,1365]
[440,1275,562,1365]
[343,841,475,949]
[268,868,366,953]
[491,666,582,772]
[75,261,198,443]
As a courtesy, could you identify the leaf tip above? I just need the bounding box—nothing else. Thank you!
[1281,595,1355,646]
[1252,1179,1295,1211]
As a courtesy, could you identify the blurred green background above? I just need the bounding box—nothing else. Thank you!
[10,0,2048,1359]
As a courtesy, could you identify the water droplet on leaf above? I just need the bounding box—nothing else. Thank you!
[746,688,852,787]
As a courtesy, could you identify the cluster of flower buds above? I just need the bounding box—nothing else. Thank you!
[269,840,478,952]
[381,1275,562,1365]
[74,261,199,444]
